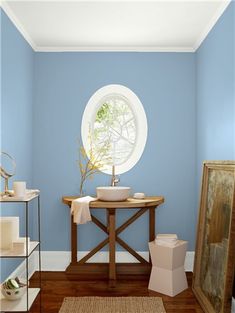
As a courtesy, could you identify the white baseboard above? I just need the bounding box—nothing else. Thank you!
[39,250,195,272]
[7,250,195,282]
[184,251,194,272]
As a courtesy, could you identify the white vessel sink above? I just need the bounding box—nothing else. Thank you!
[96,186,131,201]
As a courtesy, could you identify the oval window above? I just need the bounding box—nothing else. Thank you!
[81,85,148,174]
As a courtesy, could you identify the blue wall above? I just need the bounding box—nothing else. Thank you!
[0,10,34,281]
[196,2,235,191]
[1,1,234,281]
[33,52,196,251]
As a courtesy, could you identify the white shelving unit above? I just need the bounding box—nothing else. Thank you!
[0,191,41,312]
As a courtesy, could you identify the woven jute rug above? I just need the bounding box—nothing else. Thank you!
[59,296,166,313]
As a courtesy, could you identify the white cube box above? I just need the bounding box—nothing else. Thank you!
[12,237,30,254]
[148,240,188,297]
[0,217,19,250]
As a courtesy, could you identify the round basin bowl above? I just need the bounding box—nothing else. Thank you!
[96,186,131,201]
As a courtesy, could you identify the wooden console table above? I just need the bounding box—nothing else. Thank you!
[62,196,164,281]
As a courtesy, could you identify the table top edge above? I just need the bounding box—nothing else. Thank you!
[62,196,164,208]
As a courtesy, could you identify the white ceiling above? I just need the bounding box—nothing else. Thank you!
[1,0,231,52]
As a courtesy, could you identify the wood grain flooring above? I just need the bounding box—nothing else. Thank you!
[29,272,203,313]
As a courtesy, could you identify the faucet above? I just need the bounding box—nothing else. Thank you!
[111,165,120,186]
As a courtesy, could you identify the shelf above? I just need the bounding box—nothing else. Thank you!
[0,190,40,203]
[0,242,39,258]
[1,189,41,312]
[0,288,40,312]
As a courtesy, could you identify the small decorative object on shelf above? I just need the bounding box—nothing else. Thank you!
[0,189,41,312]
[12,237,30,255]
[0,217,19,250]
[13,181,26,198]
[0,151,16,196]
[1,278,27,301]
[0,216,31,255]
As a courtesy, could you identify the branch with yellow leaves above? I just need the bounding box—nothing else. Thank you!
[77,131,111,196]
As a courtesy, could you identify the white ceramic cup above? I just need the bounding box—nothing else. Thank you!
[13,181,26,198]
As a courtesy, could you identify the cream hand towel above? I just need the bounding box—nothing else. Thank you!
[71,196,97,224]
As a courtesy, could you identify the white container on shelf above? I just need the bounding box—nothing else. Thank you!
[13,181,26,198]
[12,237,30,254]
[0,217,19,250]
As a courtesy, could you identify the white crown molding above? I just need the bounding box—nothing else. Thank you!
[0,0,37,51]
[0,0,225,2]
[0,0,231,53]
[0,1,195,53]
[193,0,231,51]
[35,46,195,52]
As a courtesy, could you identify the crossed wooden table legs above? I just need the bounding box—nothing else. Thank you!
[62,196,164,280]
[68,206,157,281]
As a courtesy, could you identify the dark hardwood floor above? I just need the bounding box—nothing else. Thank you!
[30,272,203,313]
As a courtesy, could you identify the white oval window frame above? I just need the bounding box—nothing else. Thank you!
[81,84,148,175]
